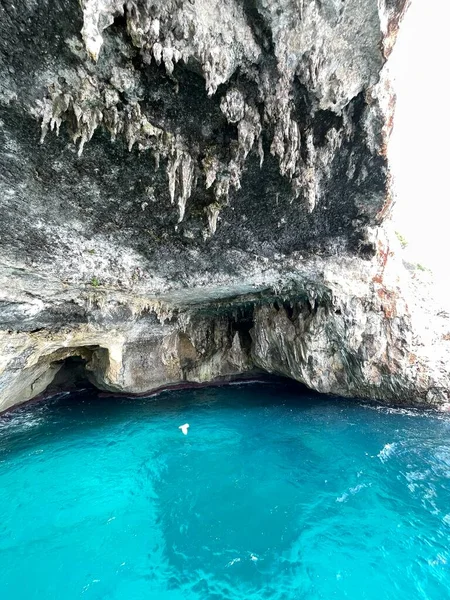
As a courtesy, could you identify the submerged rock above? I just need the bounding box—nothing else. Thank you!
[0,0,448,411]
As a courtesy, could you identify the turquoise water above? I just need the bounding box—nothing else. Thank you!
[1,383,450,600]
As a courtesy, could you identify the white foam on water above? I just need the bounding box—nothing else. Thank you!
[0,412,45,433]
[378,443,397,463]
[225,557,241,568]
[336,483,370,503]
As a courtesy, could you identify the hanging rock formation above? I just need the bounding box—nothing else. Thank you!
[1,0,448,412]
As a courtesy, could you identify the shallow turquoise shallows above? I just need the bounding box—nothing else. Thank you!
[1,383,450,600]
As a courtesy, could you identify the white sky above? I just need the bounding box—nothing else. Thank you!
[389,0,450,275]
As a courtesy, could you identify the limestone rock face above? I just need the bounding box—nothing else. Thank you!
[1,0,448,412]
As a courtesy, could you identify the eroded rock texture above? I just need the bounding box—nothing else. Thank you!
[1,0,448,412]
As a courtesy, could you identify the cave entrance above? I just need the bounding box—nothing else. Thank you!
[38,345,111,399]
[44,356,96,396]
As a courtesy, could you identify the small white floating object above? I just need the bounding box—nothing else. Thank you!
[250,554,258,562]
[179,423,189,435]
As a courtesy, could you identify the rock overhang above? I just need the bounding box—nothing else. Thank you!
[5,0,449,412]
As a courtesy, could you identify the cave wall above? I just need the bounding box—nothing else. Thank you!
[2,0,449,411]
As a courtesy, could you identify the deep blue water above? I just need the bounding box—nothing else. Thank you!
[1,383,450,600]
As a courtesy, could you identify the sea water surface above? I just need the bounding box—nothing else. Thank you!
[0,382,450,600]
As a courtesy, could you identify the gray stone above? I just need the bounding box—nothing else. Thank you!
[2,0,448,413]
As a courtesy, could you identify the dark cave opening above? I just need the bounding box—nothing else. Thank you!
[37,344,114,402]
[43,355,97,397]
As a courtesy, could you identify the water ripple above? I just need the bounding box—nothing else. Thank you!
[0,384,449,599]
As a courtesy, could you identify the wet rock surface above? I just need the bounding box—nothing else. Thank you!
[1,0,448,411]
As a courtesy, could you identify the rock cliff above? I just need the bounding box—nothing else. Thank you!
[1,0,448,412]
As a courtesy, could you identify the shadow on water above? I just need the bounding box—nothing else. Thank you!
[0,378,341,455]
[1,376,447,460]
